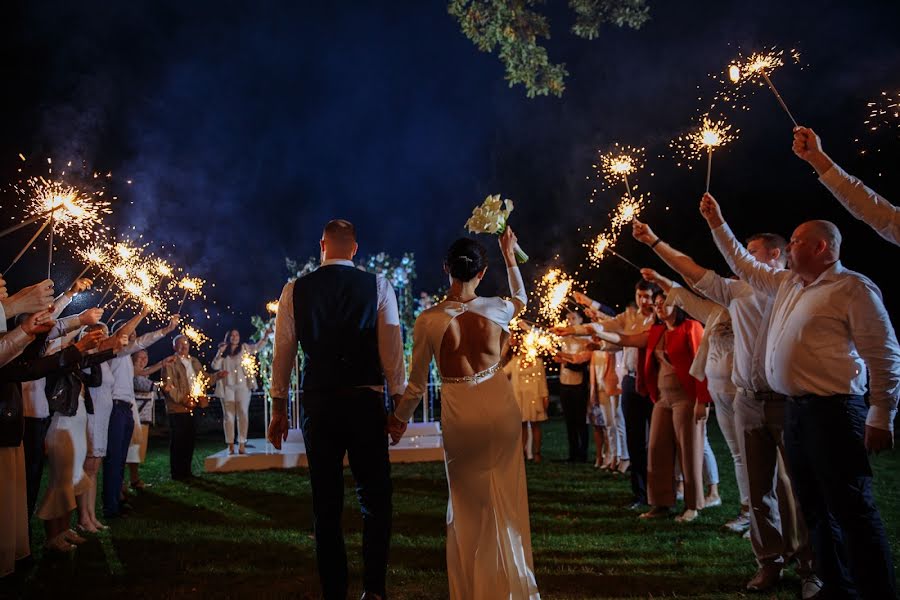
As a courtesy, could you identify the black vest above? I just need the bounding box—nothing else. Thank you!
[293,264,384,391]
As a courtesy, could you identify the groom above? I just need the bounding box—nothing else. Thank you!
[268,219,407,600]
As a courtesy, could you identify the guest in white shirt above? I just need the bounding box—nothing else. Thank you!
[211,325,272,455]
[700,192,899,600]
[631,217,818,593]
[793,126,899,246]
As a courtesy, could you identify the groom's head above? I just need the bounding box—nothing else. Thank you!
[320,219,359,262]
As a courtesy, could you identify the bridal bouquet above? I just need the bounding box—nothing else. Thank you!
[465,194,529,263]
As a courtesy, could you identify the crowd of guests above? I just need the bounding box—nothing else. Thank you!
[0,267,270,578]
[506,128,897,599]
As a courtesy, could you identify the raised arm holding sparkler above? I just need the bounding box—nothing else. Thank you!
[793,126,899,246]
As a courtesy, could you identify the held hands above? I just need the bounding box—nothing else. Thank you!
[3,279,55,317]
[498,226,518,266]
[792,126,834,176]
[163,314,180,334]
[98,331,128,354]
[216,370,229,380]
[640,268,662,284]
[162,355,177,366]
[0,276,7,300]
[632,218,658,245]
[694,402,710,424]
[74,330,105,353]
[864,425,894,454]
[21,310,56,336]
[386,413,408,446]
[267,411,289,450]
[572,291,592,307]
[78,307,104,326]
[699,193,724,229]
[67,278,93,296]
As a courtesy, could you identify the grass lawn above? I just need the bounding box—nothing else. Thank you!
[6,417,899,599]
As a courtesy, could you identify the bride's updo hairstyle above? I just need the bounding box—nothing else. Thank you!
[445,237,488,282]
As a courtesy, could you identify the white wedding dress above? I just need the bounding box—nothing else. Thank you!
[396,265,540,600]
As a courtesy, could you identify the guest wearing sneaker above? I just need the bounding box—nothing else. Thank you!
[503,342,550,462]
[211,325,271,455]
[632,216,815,592]
[591,290,710,522]
[701,193,897,599]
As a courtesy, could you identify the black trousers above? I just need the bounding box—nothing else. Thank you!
[301,388,392,600]
[23,416,50,539]
[620,374,653,504]
[785,395,896,600]
[559,383,589,462]
[168,412,197,480]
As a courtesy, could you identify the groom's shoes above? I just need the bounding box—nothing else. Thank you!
[360,593,384,600]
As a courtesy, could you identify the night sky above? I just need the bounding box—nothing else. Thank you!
[3,0,899,349]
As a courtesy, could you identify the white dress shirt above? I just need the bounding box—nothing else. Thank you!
[271,258,407,400]
[820,164,899,246]
[711,223,900,431]
[22,294,78,418]
[110,330,167,404]
[180,356,197,382]
[693,270,773,392]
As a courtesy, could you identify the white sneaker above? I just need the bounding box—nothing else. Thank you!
[742,529,751,540]
[801,575,824,599]
[723,512,751,534]
[703,495,723,508]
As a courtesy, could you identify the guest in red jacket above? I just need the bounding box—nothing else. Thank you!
[592,289,710,522]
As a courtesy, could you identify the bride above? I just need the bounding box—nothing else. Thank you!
[389,227,540,600]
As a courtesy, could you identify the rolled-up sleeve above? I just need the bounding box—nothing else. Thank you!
[847,279,900,432]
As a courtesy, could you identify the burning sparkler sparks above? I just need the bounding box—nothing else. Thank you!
[182,324,211,347]
[864,91,900,135]
[241,353,259,380]
[610,194,647,233]
[586,232,641,271]
[537,269,576,323]
[20,177,111,242]
[266,301,279,314]
[518,326,562,368]
[176,276,205,313]
[670,115,738,192]
[189,371,211,407]
[595,144,645,197]
[726,47,799,126]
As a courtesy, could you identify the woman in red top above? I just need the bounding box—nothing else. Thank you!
[592,290,711,522]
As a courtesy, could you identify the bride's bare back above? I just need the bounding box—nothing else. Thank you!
[438,308,508,378]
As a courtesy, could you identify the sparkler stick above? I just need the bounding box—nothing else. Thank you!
[47,206,56,279]
[0,210,54,239]
[96,285,115,307]
[759,71,798,127]
[706,148,713,193]
[106,298,127,323]
[607,248,641,271]
[3,218,51,275]
[177,289,190,314]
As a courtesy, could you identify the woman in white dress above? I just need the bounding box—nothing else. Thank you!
[503,346,549,463]
[211,327,270,454]
[389,228,540,600]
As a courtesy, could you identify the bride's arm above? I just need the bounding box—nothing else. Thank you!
[500,227,526,317]
[393,316,433,423]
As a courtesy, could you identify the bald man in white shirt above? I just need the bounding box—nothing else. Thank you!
[700,192,899,600]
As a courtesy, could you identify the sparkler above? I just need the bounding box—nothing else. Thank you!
[729,49,798,127]
[241,353,259,380]
[587,233,640,271]
[2,218,51,276]
[266,300,279,314]
[71,245,105,283]
[596,144,645,198]
[182,324,210,347]
[19,177,112,243]
[0,208,56,239]
[189,371,211,412]
[176,277,204,313]
[610,194,647,234]
[537,269,576,323]
[670,116,738,192]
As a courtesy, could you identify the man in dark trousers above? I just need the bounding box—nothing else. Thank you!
[269,219,406,600]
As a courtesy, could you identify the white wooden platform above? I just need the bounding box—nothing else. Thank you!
[204,422,444,473]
